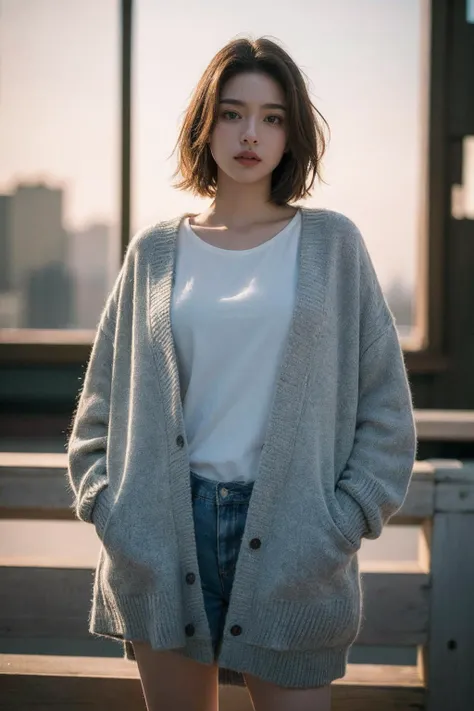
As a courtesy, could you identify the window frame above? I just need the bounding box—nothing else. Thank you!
[0,0,132,366]
[0,0,449,374]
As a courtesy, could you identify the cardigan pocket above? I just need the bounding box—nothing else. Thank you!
[249,496,360,614]
[323,491,362,554]
[326,509,362,555]
[247,559,362,651]
[246,498,363,650]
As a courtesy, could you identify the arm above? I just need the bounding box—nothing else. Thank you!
[66,246,127,527]
[333,321,418,547]
[329,213,418,547]
[66,228,145,527]
[66,320,115,527]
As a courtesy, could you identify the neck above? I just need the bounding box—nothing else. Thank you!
[201,171,286,229]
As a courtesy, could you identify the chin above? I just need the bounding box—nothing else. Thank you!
[223,163,270,183]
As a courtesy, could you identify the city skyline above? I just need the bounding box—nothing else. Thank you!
[0,179,114,330]
[0,175,415,333]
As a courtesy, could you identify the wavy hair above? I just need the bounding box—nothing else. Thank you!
[171,36,330,205]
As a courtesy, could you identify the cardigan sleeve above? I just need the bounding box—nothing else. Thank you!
[66,322,115,526]
[66,253,127,525]
[333,320,418,546]
[65,227,151,527]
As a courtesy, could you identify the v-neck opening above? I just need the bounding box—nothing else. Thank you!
[147,207,332,501]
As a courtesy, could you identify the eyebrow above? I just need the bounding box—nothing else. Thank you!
[219,98,286,111]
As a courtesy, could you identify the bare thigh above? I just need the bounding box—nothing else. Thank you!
[244,672,332,711]
[131,641,219,711]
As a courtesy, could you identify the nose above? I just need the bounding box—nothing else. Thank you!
[241,118,258,145]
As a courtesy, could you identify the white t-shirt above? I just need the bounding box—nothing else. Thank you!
[170,209,301,484]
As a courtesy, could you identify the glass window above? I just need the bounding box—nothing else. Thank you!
[0,0,120,342]
[133,0,431,348]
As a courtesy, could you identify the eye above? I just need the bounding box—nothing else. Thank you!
[265,115,284,125]
[221,110,240,120]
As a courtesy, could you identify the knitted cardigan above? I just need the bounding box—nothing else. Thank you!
[67,206,417,688]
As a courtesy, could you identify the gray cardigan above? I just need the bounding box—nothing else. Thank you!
[67,206,417,689]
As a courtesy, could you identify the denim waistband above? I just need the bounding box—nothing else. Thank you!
[190,470,254,503]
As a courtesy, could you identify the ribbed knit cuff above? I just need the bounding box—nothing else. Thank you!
[334,485,368,549]
[90,486,111,535]
[77,476,108,525]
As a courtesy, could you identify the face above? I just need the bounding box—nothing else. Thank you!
[209,72,287,187]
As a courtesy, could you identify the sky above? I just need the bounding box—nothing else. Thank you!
[0,0,430,289]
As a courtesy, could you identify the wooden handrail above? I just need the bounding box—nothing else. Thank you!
[413,409,474,440]
[0,561,429,648]
[1,455,473,523]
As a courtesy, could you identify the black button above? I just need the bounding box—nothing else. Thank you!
[185,572,196,584]
[176,435,185,448]
[249,538,261,550]
[185,623,195,637]
[230,625,242,636]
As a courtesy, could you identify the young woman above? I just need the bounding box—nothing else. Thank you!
[67,36,417,711]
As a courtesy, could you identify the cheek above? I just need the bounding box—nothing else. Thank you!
[273,129,287,153]
[266,131,287,165]
[210,123,233,151]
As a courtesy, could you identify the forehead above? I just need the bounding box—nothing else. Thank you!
[221,72,285,104]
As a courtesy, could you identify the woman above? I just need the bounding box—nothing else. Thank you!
[67,36,417,711]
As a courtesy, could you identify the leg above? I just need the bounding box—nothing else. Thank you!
[244,672,332,711]
[131,640,219,711]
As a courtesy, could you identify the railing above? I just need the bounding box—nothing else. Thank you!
[0,411,473,710]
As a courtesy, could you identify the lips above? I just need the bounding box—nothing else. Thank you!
[234,151,261,161]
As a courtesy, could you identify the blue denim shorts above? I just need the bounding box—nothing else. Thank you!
[190,470,254,659]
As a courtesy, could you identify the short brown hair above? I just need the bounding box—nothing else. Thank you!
[171,36,330,206]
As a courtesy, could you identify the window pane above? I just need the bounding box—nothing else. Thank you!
[133,0,430,347]
[0,0,120,341]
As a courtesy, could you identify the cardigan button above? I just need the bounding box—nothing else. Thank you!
[185,572,196,584]
[176,435,185,448]
[249,538,261,550]
[185,623,195,637]
[230,625,242,636]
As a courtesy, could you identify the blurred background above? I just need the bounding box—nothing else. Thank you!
[1,0,429,337]
[0,0,473,687]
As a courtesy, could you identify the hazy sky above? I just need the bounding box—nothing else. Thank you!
[0,0,429,289]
